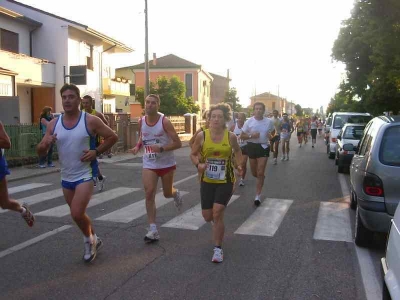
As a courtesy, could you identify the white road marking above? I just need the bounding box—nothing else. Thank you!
[8,183,52,195]
[235,198,293,236]
[0,189,64,214]
[36,188,139,217]
[97,191,188,223]
[114,163,143,167]
[162,195,240,230]
[313,202,352,242]
[337,173,382,300]
[0,225,72,259]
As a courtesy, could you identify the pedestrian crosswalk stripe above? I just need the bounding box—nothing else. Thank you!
[0,225,72,259]
[114,163,142,167]
[235,198,294,237]
[313,202,352,242]
[8,183,52,195]
[36,188,140,217]
[162,195,240,230]
[96,191,189,223]
[0,189,64,214]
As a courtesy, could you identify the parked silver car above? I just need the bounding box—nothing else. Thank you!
[327,112,372,159]
[335,123,365,173]
[382,203,400,300]
[350,115,400,247]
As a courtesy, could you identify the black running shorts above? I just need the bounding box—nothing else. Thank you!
[311,129,317,139]
[200,181,234,210]
[246,142,270,159]
[240,145,248,156]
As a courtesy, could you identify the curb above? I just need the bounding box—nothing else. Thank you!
[7,142,190,183]
[7,168,61,183]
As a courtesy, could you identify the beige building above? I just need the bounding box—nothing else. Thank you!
[250,92,288,115]
[209,72,230,105]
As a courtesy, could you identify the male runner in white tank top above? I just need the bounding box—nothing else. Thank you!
[130,94,182,243]
[37,84,118,263]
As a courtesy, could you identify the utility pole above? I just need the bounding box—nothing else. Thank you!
[144,0,150,98]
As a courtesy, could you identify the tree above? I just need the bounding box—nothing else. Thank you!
[294,104,303,117]
[332,0,400,115]
[135,76,199,115]
[224,88,242,111]
[303,107,314,117]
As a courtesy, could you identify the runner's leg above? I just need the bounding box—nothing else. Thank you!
[249,158,257,178]
[66,181,94,237]
[241,155,248,179]
[0,177,23,213]
[160,169,176,198]
[143,169,159,225]
[212,203,225,246]
[256,157,268,196]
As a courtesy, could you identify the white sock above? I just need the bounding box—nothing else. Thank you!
[20,207,27,215]
[150,223,157,232]
[84,234,94,244]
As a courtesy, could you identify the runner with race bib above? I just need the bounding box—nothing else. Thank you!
[191,103,243,263]
[130,94,183,243]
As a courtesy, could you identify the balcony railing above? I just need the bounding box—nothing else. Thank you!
[103,78,130,96]
[0,50,55,87]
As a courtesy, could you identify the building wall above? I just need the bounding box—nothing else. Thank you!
[0,14,30,55]
[197,71,211,112]
[17,86,31,123]
[115,68,135,113]
[250,95,284,115]
[133,69,199,101]
[210,76,229,105]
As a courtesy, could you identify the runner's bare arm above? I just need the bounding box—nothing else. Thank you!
[37,119,57,156]
[161,117,182,152]
[190,131,206,173]
[95,111,109,126]
[0,122,11,149]
[229,132,243,170]
[88,115,117,152]
[240,131,260,140]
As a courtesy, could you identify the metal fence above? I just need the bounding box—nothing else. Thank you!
[4,124,42,158]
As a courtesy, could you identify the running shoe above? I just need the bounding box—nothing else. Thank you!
[144,230,160,243]
[239,179,245,186]
[173,189,183,210]
[98,176,106,192]
[47,163,55,167]
[281,156,285,161]
[285,156,289,161]
[83,236,101,263]
[39,164,46,168]
[273,158,277,165]
[254,195,261,207]
[21,203,35,227]
[212,247,223,263]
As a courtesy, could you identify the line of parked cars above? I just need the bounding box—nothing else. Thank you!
[325,112,400,299]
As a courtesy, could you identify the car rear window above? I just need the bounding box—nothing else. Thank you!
[333,115,372,129]
[343,126,365,139]
[380,125,400,166]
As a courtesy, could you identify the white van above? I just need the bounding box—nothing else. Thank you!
[327,112,372,159]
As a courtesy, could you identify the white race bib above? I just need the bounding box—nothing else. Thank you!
[143,139,159,160]
[205,158,226,180]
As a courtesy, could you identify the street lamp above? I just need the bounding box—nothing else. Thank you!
[144,0,150,98]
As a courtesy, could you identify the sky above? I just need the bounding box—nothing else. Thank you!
[18,0,354,112]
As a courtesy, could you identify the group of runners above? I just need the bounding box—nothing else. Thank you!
[295,116,323,148]
[0,85,319,264]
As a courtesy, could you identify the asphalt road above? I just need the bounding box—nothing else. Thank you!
[0,134,387,300]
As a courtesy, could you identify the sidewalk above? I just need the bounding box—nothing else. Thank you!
[7,142,189,183]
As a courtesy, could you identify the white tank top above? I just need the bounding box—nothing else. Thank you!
[53,112,98,182]
[233,123,246,147]
[310,121,318,130]
[141,113,176,169]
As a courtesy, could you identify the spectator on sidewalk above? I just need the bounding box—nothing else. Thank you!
[39,106,55,168]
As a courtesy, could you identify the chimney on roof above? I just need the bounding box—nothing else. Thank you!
[153,53,157,66]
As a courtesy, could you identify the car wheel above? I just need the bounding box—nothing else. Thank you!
[338,163,344,173]
[350,190,356,210]
[355,206,373,247]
